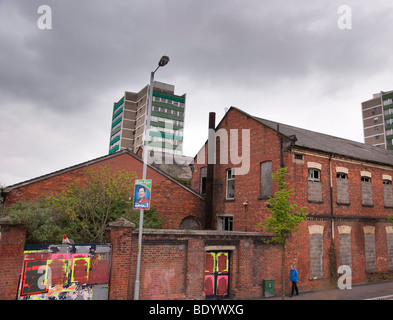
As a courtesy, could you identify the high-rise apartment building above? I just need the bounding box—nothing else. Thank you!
[362,90,393,150]
[109,81,186,156]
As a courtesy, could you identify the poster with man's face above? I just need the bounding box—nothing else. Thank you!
[133,179,152,210]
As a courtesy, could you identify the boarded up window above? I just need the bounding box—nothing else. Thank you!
[336,173,350,205]
[363,226,376,273]
[361,176,373,206]
[338,226,352,269]
[383,180,393,208]
[260,161,272,199]
[179,216,201,230]
[309,225,324,279]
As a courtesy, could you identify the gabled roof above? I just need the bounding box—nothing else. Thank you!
[3,149,203,199]
[232,107,393,167]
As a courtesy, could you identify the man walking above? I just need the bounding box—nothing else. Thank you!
[290,265,299,297]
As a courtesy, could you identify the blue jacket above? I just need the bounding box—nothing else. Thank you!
[290,268,298,282]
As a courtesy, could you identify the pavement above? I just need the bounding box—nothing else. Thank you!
[264,280,393,300]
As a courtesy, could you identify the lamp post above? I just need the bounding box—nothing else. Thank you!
[134,56,170,300]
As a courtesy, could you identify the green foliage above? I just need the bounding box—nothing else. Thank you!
[3,200,78,243]
[48,165,139,243]
[329,243,338,286]
[3,165,167,244]
[122,206,167,229]
[257,167,307,245]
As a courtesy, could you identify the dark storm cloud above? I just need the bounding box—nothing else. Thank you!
[2,0,391,104]
[1,0,393,186]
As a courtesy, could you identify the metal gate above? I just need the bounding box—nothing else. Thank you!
[17,243,111,300]
[204,251,230,299]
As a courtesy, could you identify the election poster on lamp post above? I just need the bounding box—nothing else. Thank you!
[133,179,152,210]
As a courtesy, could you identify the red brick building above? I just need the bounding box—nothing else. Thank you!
[3,105,393,298]
[2,149,204,230]
[191,107,393,290]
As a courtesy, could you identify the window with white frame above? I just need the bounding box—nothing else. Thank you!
[226,168,235,199]
[218,215,233,231]
[308,164,322,203]
[308,169,320,182]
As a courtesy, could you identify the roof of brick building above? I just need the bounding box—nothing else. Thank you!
[232,107,393,167]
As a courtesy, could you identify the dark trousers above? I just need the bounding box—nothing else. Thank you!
[291,281,299,296]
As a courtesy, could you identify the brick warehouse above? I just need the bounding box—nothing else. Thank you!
[0,145,283,300]
[191,106,393,292]
[2,105,393,299]
[2,149,204,230]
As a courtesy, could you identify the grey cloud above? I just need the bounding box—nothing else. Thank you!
[1,0,393,186]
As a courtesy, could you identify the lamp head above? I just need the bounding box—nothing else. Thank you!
[158,56,170,67]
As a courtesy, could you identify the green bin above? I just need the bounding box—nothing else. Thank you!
[262,280,275,297]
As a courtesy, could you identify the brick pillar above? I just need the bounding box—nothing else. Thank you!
[185,238,205,299]
[108,218,135,300]
[236,239,254,298]
[0,218,26,300]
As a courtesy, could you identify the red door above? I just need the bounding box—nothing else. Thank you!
[204,251,230,299]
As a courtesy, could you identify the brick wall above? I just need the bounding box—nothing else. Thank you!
[0,219,283,300]
[0,220,26,300]
[109,220,282,300]
[4,215,393,300]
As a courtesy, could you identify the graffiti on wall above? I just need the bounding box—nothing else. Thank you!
[204,251,230,299]
[18,244,111,300]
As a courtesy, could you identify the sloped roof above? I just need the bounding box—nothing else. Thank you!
[231,107,393,167]
[3,149,203,199]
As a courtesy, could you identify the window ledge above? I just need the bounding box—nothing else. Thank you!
[309,276,325,281]
[337,202,350,206]
[308,200,324,204]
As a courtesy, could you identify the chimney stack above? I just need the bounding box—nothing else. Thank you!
[204,112,215,230]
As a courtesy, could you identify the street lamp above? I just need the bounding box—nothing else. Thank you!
[158,55,170,67]
[134,56,170,300]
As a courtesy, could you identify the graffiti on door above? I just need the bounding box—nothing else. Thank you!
[204,251,230,299]
[17,243,111,300]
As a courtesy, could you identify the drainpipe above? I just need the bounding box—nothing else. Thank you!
[205,112,216,230]
[329,153,334,239]
[328,153,339,285]
[277,124,284,168]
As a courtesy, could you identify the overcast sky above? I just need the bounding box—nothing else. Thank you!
[1,0,393,186]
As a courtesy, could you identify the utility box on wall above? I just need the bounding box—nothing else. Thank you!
[262,279,275,297]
